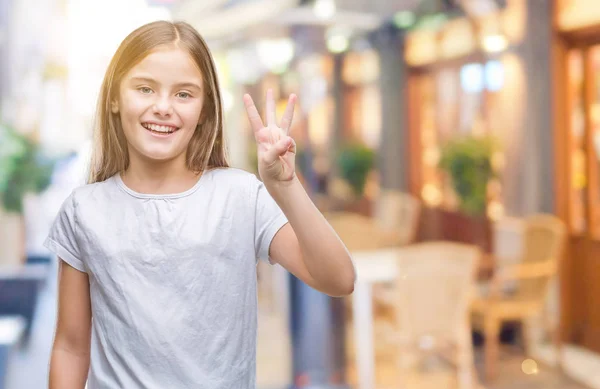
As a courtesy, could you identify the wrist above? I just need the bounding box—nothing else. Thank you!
[263,174,298,190]
[264,175,301,202]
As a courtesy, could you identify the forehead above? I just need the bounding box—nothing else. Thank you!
[125,45,204,85]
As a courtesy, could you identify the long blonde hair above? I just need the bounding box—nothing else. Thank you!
[88,20,228,184]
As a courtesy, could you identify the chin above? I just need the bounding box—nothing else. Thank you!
[132,146,186,164]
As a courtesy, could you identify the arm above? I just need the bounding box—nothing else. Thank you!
[268,179,355,296]
[244,90,355,297]
[49,260,92,389]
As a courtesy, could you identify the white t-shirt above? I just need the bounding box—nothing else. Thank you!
[44,168,288,389]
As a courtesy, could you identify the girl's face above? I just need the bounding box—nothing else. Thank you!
[114,45,205,165]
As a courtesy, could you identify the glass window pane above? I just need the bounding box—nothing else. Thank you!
[568,49,587,234]
[588,45,600,236]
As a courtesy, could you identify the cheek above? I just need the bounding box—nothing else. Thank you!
[120,92,147,123]
[180,103,204,128]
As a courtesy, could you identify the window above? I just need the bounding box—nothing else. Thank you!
[416,60,506,217]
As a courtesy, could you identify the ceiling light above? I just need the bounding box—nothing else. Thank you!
[256,38,295,72]
[482,34,508,53]
[326,26,351,54]
[327,35,349,54]
[313,0,336,20]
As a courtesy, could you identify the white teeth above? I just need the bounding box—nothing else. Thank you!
[143,123,177,133]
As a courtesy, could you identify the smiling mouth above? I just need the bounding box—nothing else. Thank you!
[142,123,180,135]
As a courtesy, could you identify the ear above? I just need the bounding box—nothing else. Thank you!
[111,100,119,114]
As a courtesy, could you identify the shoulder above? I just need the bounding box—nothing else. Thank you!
[69,176,118,208]
[206,167,258,181]
[205,167,262,190]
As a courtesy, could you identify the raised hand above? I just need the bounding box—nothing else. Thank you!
[243,89,297,184]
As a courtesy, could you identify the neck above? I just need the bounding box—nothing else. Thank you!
[121,154,201,195]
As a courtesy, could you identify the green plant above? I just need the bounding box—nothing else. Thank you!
[439,134,499,216]
[0,124,55,213]
[336,143,375,197]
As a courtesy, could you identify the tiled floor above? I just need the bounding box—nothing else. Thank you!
[478,350,585,389]
[256,300,588,389]
[343,347,585,389]
[3,263,591,389]
[533,344,600,389]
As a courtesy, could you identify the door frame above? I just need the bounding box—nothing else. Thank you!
[553,18,600,349]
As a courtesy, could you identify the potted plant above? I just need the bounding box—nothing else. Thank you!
[333,142,375,215]
[438,134,499,216]
[0,123,55,266]
[434,134,500,252]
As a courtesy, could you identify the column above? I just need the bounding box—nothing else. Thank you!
[329,53,345,182]
[509,0,555,215]
[373,24,409,192]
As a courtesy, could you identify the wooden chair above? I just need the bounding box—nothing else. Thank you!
[325,191,421,251]
[325,211,400,251]
[388,242,481,389]
[471,214,567,381]
[373,190,422,247]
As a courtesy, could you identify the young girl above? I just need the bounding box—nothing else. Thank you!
[44,20,355,389]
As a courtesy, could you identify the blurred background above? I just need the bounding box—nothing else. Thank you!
[1,0,600,388]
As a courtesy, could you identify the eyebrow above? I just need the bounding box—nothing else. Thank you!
[129,76,202,91]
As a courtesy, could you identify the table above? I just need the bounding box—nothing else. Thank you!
[351,248,403,389]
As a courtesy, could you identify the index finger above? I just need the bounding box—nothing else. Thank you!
[243,94,264,133]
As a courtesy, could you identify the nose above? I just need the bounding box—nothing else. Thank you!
[152,95,173,117]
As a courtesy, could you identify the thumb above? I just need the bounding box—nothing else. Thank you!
[265,136,293,162]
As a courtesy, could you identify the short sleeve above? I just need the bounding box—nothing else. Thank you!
[253,176,289,263]
[43,192,86,272]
